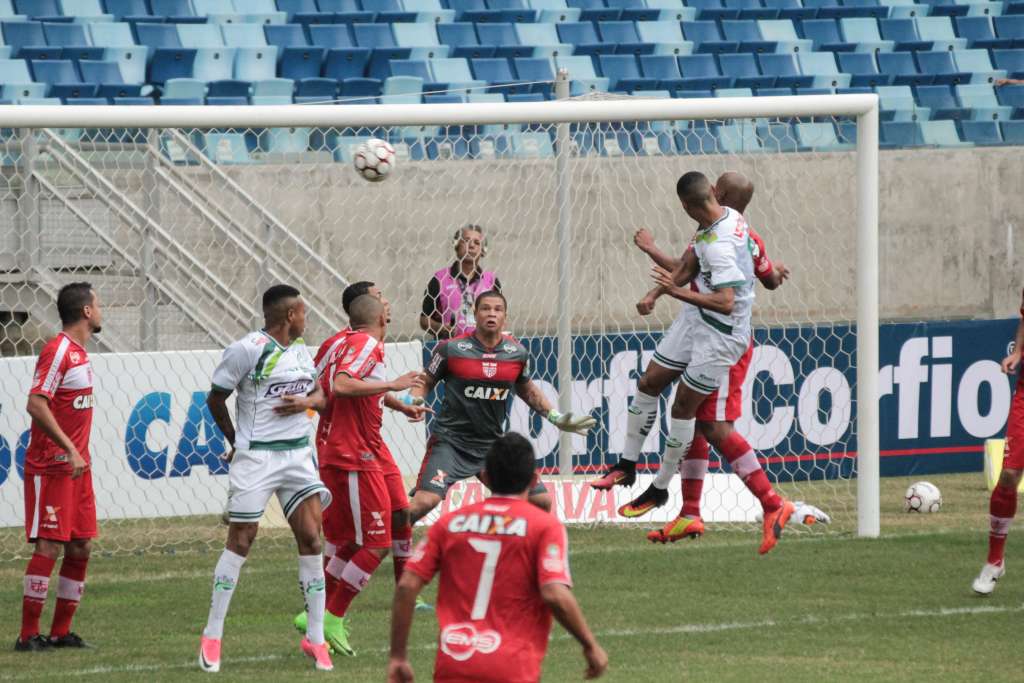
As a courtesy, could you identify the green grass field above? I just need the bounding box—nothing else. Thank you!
[0,472,1018,682]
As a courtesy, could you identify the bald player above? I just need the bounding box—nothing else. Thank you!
[591,172,793,550]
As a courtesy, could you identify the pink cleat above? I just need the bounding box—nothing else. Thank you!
[198,636,221,673]
[302,638,334,671]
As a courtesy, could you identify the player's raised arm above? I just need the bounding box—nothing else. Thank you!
[633,228,681,271]
[513,379,597,436]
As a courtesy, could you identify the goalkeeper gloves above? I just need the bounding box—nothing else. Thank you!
[546,410,597,436]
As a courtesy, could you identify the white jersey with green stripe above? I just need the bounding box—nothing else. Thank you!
[692,207,756,339]
[211,330,317,451]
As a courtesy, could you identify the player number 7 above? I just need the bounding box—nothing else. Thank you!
[468,538,502,620]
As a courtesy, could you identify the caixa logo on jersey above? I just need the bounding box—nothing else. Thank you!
[72,394,95,410]
[264,379,314,398]
[440,623,501,662]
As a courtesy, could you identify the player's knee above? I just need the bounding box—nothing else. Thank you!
[637,373,665,397]
[34,538,62,560]
[296,531,321,556]
[67,539,92,559]
[998,468,1023,489]
[227,523,258,556]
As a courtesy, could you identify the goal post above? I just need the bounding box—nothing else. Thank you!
[0,92,880,560]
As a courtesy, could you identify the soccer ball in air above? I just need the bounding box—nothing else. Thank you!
[353,138,395,183]
[904,481,942,513]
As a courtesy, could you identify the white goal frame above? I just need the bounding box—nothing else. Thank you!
[0,93,880,537]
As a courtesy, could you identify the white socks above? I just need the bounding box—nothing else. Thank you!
[622,391,659,463]
[204,549,246,640]
[298,554,326,645]
[653,418,695,490]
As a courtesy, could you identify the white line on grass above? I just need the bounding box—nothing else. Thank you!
[7,602,1021,680]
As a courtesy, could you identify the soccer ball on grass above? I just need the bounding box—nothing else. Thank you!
[904,481,941,513]
[353,138,395,183]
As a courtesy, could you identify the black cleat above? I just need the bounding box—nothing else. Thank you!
[618,483,669,518]
[590,461,637,490]
[49,632,93,649]
[14,635,52,652]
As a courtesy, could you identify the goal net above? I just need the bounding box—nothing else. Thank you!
[0,92,879,559]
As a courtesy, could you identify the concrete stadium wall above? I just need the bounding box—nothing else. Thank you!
[202,146,1023,340]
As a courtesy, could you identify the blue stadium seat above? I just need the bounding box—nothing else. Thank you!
[556,21,612,56]
[877,84,926,120]
[42,21,86,47]
[514,22,572,57]
[234,45,277,80]
[757,18,814,51]
[30,58,100,98]
[439,22,495,59]
[919,118,971,145]
[994,16,1024,48]
[251,76,293,97]
[678,52,732,89]
[513,55,554,93]
[726,0,776,20]
[1001,119,1024,143]
[161,77,206,99]
[598,20,653,55]
[915,16,969,50]
[682,20,739,53]
[916,50,970,85]
[381,73,422,103]
[639,53,686,89]
[148,49,198,86]
[150,0,202,23]
[959,119,1001,144]
[993,48,1024,78]
[3,21,47,58]
[430,56,487,89]
[87,21,147,83]
[389,56,430,79]
[756,120,798,151]
[262,127,311,154]
[61,0,112,20]
[599,53,657,90]
[203,133,252,164]
[222,23,268,48]
[764,0,817,21]
[838,17,895,53]
[721,19,776,53]
[996,83,1024,112]
[194,0,236,20]
[952,48,1006,83]
[470,55,522,92]
[477,22,531,59]
[393,22,449,59]
[308,24,354,48]
[797,50,850,87]
[955,16,1012,50]
[955,82,1013,118]
[206,78,250,96]
[719,51,774,87]
[102,0,151,22]
[339,76,381,98]
[177,24,237,82]
[878,50,931,86]
[879,18,932,51]
[78,58,150,96]
[402,0,456,24]
[604,0,657,22]
[635,20,694,54]
[798,18,855,51]
[687,0,738,22]
[555,53,610,92]
[294,76,337,102]
[565,0,618,24]
[323,46,370,79]
[715,121,760,152]
[361,0,417,22]
[915,83,964,118]
[757,52,813,86]
[837,52,890,87]
[13,0,62,21]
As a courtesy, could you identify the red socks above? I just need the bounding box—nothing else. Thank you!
[21,554,56,641]
[325,544,356,602]
[719,431,782,513]
[50,556,88,638]
[680,434,710,519]
[327,548,382,618]
[988,484,1018,566]
[392,524,413,584]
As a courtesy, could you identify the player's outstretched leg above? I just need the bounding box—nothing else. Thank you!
[974,468,1020,595]
[591,364,679,491]
[620,399,698,518]
[199,544,248,672]
[648,434,710,543]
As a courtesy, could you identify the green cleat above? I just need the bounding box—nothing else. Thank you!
[415,596,434,612]
[293,611,307,635]
[323,612,355,657]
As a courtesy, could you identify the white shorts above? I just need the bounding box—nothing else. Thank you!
[652,314,750,395]
[227,445,331,524]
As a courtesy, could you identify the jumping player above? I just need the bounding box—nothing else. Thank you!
[405,290,596,524]
[388,432,608,683]
[973,287,1024,595]
[17,283,102,652]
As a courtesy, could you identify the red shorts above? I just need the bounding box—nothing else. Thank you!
[1004,380,1024,470]
[24,470,97,543]
[383,460,410,512]
[321,468,392,549]
[695,341,753,423]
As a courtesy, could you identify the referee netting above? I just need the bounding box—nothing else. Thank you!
[0,100,863,559]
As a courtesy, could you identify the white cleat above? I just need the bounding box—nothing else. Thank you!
[972,562,1005,596]
[199,635,221,673]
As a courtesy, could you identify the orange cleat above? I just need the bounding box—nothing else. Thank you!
[590,462,637,490]
[618,484,669,518]
[647,516,705,543]
[759,499,795,555]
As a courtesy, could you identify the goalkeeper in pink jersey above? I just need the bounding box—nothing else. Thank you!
[591,172,798,551]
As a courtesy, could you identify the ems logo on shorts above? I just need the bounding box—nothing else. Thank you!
[482,361,498,378]
[430,469,447,489]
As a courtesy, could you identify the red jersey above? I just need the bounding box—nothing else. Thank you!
[406,496,572,683]
[316,329,391,471]
[25,333,95,476]
[313,328,349,448]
